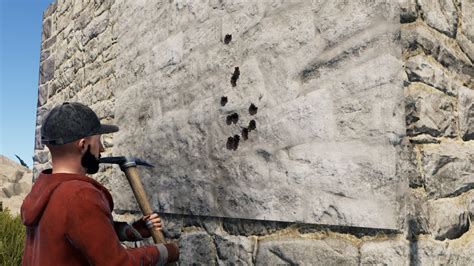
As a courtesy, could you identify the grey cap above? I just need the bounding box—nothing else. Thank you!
[41,102,119,145]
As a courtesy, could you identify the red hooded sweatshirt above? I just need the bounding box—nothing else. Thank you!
[20,169,176,265]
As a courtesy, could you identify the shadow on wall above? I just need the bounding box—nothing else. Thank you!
[408,217,419,266]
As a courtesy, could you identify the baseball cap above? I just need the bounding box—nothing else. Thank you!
[41,102,119,145]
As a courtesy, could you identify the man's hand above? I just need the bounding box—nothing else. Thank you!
[132,213,163,238]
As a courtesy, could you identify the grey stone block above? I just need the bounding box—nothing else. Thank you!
[405,190,430,236]
[458,86,474,141]
[34,126,44,150]
[406,54,460,96]
[41,35,56,50]
[421,141,474,199]
[39,57,55,85]
[42,18,52,41]
[399,0,418,23]
[405,84,457,138]
[402,22,472,78]
[81,12,109,46]
[461,0,474,42]
[456,32,474,62]
[418,0,458,38]
[214,234,254,265]
[179,231,216,265]
[40,49,50,62]
[360,239,409,265]
[37,84,48,107]
[397,138,422,188]
[428,198,470,240]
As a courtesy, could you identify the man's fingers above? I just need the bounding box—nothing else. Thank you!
[145,213,158,220]
[142,213,163,229]
[146,220,163,229]
[144,213,160,220]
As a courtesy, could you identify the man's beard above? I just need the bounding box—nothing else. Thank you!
[81,145,100,174]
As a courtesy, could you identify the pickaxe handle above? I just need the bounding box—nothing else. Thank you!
[123,166,166,244]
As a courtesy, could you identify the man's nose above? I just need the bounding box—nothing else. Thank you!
[99,140,105,152]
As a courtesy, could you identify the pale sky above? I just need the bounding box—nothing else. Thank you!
[1,0,55,167]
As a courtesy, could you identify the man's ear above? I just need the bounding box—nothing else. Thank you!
[78,138,87,153]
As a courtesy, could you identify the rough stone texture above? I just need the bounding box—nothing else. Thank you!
[428,197,470,240]
[421,141,474,199]
[402,21,472,81]
[214,234,254,265]
[446,238,474,265]
[39,58,55,84]
[32,0,474,264]
[405,189,430,236]
[457,32,474,62]
[405,54,462,96]
[110,0,404,230]
[398,138,422,188]
[360,239,410,265]
[410,237,449,265]
[399,0,418,23]
[255,238,358,265]
[418,0,458,38]
[405,83,457,138]
[468,191,474,220]
[178,230,217,265]
[458,86,474,140]
[460,0,474,42]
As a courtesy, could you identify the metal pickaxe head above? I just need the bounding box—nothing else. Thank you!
[98,156,154,171]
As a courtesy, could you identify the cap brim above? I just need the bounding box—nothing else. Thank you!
[98,124,119,134]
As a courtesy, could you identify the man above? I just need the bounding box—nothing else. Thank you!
[21,102,179,265]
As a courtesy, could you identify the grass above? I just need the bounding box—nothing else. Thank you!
[0,207,25,265]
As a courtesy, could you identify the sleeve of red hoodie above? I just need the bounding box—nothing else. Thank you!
[64,186,173,265]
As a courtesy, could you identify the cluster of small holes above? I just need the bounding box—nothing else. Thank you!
[220,53,259,150]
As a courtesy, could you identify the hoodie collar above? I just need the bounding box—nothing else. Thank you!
[20,169,114,227]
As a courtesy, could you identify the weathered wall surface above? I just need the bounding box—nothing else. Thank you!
[34,0,473,264]
[111,0,404,230]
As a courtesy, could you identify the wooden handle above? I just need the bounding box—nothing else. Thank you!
[123,166,166,244]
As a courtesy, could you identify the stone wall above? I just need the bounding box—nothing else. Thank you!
[34,0,473,264]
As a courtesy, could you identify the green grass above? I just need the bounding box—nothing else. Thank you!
[0,207,25,266]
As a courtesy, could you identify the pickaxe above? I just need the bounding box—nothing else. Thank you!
[98,156,165,243]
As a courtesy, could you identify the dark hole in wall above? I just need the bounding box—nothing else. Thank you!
[224,34,232,44]
[221,96,228,106]
[226,137,234,150]
[233,135,240,150]
[242,128,249,140]
[226,135,240,150]
[231,67,240,87]
[248,120,256,131]
[226,113,239,125]
[249,103,258,115]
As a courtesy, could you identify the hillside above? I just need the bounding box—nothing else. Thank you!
[0,155,32,215]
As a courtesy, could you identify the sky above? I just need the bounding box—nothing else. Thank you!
[1,0,55,168]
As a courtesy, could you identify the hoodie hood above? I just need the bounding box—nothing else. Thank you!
[21,169,113,227]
